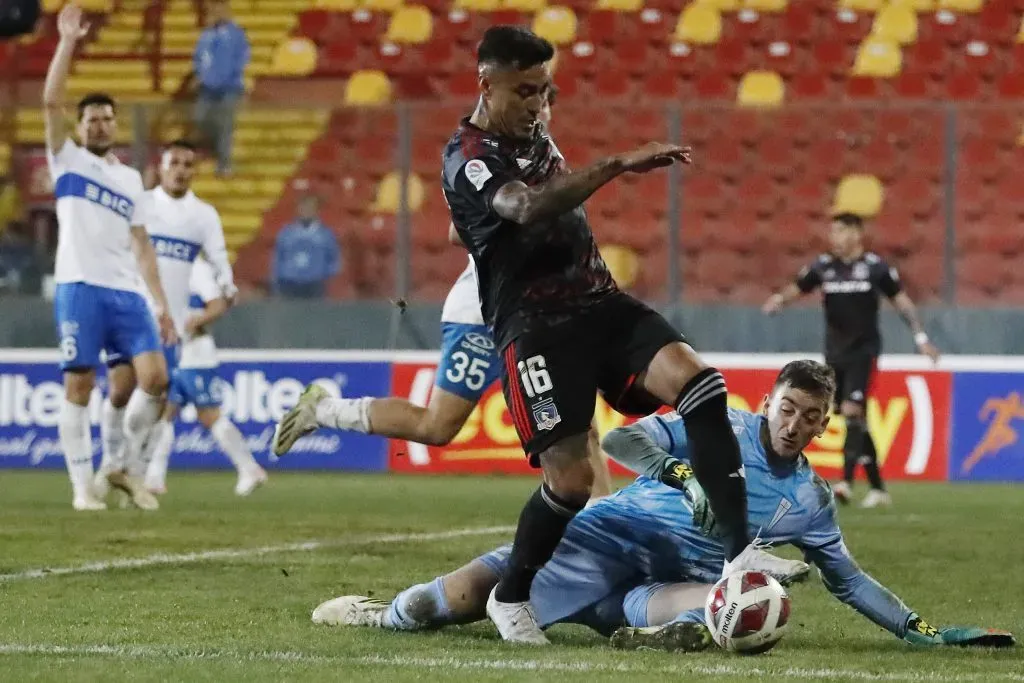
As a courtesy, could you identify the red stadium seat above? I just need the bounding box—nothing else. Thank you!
[945,71,982,101]
[846,76,881,99]
[996,73,1024,98]
[642,70,683,99]
[892,70,932,99]
[695,73,732,100]
[906,39,950,78]
[790,72,830,99]
[859,136,901,180]
[813,41,851,77]
[782,6,816,41]
[594,71,632,99]
[764,41,802,77]
[960,138,1002,180]
[297,10,333,42]
[715,39,751,77]
[613,41,651,76]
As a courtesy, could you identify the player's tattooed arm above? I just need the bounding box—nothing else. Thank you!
[491,157,626,225]
[890,292,940,363]
[43,4,90,152]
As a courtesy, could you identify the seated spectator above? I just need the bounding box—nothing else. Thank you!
[272,195,341,299]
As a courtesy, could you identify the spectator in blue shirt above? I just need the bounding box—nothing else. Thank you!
[273,195,341,299]
[192,0,249,177]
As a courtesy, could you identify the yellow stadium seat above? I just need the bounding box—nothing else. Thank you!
[852,39,901,77]
[344,70,393,106]
[673,4,721,45]
[889,0,934,11]
[42,0,63,12]
[596,0,641,10]
[1019,16,1024,42]
[737,71,784,107]
[385,5,432,44]
[937,0,981,11]
[78,0,113,10]
[839,0,884,11]
[503,0,546,9]
[832,174,884,217]
[315,0,358,8]
[453,0,500,9]
[600,245,639,288]
[532,7,577,46]
[743,0,787,11]
[871,5,917,45]
[372,172,425,213]
[269,38,318,76]
[697,0,739,10]
[363,0,404,11]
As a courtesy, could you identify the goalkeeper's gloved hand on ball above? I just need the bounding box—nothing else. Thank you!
[903,614,1015,648]
[660,460,718,538]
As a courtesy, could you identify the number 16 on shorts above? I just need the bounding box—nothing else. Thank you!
[517,355,552,398]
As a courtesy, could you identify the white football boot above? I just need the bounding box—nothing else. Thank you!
[235,466,268,497]
[832,480,852,505]
[312,596,387,627]
[106,470,159,511]
[860,489,892,509]
[72,492,107,511]
[486,587,550,645]
[272,384,328,457]
[723,540,810,585]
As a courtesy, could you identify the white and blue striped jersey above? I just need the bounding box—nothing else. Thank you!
[138,187,234,337]
[47,139,147,293]
[179,257,222,370]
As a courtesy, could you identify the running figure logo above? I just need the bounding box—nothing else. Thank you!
[962,392,1024,474]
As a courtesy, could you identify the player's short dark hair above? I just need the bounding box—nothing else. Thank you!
[477,26,554,70]
[831,212,864,229]
[76,93,117,121]
[164,138,197,153]
[773,360,836,408]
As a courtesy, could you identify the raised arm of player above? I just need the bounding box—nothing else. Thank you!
[491,143,691,225]
[43,4,89,153]
[130,225,177,346]
[799,503,1012,647]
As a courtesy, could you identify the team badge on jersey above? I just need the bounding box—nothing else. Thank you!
[853,263,870,280]
[533,397,562,431]
[464,159,493,191]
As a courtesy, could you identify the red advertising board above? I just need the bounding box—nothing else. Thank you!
[389,363,950,481]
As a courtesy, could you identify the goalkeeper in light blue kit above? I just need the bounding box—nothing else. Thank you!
[313,360,1014,651]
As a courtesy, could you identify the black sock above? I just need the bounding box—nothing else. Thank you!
[494,483,582,603]
[676,367,749,561]
[862,430,885,491]
[843,417,867,485]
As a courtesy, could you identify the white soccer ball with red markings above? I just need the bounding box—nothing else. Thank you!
[704,570,791,654]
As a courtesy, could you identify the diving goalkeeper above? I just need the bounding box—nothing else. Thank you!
[311,360,1014,651]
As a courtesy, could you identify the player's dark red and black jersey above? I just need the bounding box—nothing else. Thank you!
[441,117,617,349]
[795,251,903,362]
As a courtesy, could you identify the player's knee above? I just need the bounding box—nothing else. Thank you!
[421,415,465,446]
[541,439,594,506]
[136,367,169,395]
[63,372,94,405]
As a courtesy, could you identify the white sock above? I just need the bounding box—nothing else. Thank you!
[143,420,175,485]
[99,398,126,472]
[211,417,258,472]
[315,397,373,433]
[123,390,163,477]
[59,399,94,499]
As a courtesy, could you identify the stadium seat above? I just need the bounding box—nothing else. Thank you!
[504,0,547,9]
[790,72,830,99]
[315,0,358,7]
[840,0,884,11]
[736,71,785,107]
[832,174,884,217]
[673,4,722,45]
[937,0,981,11]
[533,7,577,46]
[697,0,739,10]
[890,0,934,11]
[385,5,432,44]
[344,70,393,106]
[79,0,113,10]
[269,38,318,77]
[372,172,425,213]
[852,39,902,78]
[846,76,881,98]
[453,0,500,9]
[600,245,640,288]
[363,0,405,10]
[945,71,981,100]
[871,5,918,45]
[596,0,642,10]
[744,0,788,12]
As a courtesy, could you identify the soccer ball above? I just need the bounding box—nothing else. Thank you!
[704,570,791,654]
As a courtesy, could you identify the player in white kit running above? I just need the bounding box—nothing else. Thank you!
[44,4,176,511]
[143,255,267,496]
[270,92,613,498]
[94,139,241,502]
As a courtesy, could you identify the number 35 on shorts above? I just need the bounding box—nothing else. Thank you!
[517,355,553,398]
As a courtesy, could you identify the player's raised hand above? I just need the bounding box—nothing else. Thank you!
[619,142,692,174]
[57,4,90,41]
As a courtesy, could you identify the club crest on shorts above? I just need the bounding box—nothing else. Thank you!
[532,397,562,431]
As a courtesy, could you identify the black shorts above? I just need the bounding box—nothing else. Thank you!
[499,293,686,464]
[828,356,878,410]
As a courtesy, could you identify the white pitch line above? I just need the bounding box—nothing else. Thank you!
[0,644,1021,682]
[0,526,514,583]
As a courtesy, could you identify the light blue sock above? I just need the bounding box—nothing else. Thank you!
[382,577,452,631]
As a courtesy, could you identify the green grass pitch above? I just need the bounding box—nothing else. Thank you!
[0,471,1021,682]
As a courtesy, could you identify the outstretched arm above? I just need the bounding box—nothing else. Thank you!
[762,283,804,315]
[44,5,90,153]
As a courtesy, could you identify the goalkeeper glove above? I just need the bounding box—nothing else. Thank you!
[660,460,718,538]
[903,614,1015,648]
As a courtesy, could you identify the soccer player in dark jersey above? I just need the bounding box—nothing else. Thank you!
[441,26,772,644]
[763,213,940,508]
